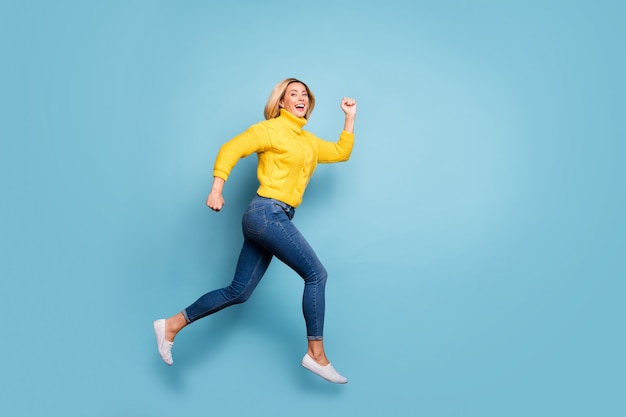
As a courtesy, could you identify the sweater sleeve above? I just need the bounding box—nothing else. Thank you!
[213,124,270,180]
[315,131,355,163]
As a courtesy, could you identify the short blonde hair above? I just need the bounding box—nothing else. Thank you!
[264,78,316,120]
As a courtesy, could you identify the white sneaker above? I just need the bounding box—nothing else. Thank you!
[301,353,348,384]
[153,319,174,365]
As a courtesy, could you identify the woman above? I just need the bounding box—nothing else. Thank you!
[153,78,356,384]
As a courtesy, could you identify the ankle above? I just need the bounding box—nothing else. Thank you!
[165,315,185,342]
[307,350,329,365]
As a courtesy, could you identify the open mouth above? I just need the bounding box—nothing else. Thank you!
[295,104,306,110]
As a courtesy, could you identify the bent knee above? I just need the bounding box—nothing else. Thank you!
[223,286,253,305]
[305,267,327,284]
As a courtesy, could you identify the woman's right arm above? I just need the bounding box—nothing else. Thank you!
[206,176,225,212]
[206,123,269,212]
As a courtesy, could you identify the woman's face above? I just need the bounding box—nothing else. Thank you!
[280,82,309,118]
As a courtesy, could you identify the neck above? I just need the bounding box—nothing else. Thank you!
[279,108,307,131]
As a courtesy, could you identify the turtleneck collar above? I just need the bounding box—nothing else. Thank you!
[279,108,307,132]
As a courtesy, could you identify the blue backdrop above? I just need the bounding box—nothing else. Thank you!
[1,1,624,416]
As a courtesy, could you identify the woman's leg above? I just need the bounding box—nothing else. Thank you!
[170,236,273,337]
[246,199,327,342]
[248,199,347,383]
[155,195,346,381]
[244,198,346,377]
[182,237,273,323]
[154,234,272,365]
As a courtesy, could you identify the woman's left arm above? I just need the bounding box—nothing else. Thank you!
[341,97,357,133]
[315,97,357,163]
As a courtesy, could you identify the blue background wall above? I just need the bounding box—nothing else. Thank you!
[1,1,624,416]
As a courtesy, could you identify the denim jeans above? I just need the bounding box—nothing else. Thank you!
[182,195,327,340]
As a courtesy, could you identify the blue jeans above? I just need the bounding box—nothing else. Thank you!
[182,195,327,340]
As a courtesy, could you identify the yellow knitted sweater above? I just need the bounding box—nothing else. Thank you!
[213,109,354,207]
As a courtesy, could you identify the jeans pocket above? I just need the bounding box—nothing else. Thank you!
[243,205,268,236]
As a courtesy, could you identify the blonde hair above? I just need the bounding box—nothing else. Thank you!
[264,78,315,120]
